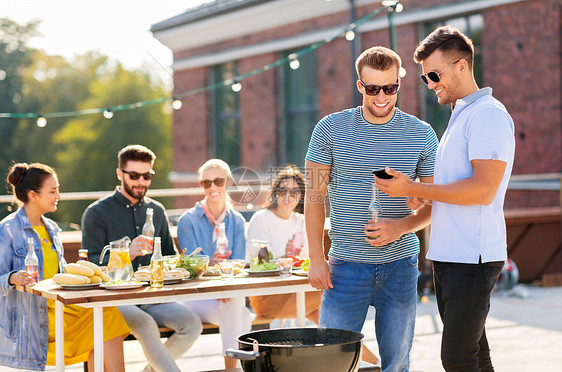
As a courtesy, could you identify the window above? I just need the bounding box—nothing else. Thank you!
[211,61,241,167]
[422,14,483,138]
[279,50,318,167]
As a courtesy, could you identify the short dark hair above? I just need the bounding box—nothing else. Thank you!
[355,46,402,80]
[414,25,474,68]
[7,163,56,203]
[266,164,306,214]
[118,145,156,169]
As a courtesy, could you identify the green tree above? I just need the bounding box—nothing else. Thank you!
[0,18,38,172]
[10,51,109,166]
[53,64,172,225]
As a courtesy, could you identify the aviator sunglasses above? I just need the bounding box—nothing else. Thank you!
[121,169,155,181]
[200,177,226,189]
[359,81,400,96]
[420,59,461,85]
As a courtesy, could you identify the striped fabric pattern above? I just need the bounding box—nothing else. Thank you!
[306,107,439,263]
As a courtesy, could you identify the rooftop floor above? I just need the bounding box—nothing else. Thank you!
[43,285,562,372]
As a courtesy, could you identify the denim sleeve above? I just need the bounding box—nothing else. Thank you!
[177,213,199,254]
[81,207,108,265]
[0,225,17,296]
[229,214,246,260]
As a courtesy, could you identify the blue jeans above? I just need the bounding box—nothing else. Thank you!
[119,303,203,372]
[433,260,504,372]
[320,255,418,372]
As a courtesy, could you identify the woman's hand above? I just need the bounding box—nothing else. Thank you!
[9,270,35,286]
[211,250,231,266]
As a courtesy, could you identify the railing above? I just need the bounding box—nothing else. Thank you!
[0,174,559,204]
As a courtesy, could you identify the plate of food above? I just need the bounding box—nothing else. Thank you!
[133,268,190,283]
[247,268,281,277]
[100,281,145,290]
[59,283,101,290]
[291,268,308,277]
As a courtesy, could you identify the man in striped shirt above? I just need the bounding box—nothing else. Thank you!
[305,46,438,372]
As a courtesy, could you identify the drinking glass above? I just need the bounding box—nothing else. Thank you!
[219,261,234,281]
[279,257,293,277]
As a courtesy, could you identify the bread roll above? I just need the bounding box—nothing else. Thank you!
[89,275,102,284]
[77,260,102,276]
[164,270,183,280]
[65,263,94,277]
[134,270,151,281]
[52,273,89,285]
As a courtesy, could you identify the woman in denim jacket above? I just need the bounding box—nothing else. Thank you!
[0,163,128,371]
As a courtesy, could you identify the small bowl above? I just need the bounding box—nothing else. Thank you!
[175,255,210,279]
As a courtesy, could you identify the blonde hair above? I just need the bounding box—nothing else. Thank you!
[198,159,231,179]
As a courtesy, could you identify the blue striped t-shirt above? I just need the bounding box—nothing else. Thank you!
[306,107,438,263]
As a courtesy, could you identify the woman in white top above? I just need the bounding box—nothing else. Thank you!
[246,165,320,322]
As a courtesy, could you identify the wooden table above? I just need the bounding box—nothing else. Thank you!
[18,274,314,372]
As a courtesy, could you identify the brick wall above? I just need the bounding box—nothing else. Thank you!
[170,0,561,209]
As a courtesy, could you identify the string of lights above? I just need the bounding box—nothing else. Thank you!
[0,3,398,127]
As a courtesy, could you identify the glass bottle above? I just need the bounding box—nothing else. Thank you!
[215,222,229,262]
[150,237,164,288]
[258,240,269,264]
[142,208,155,246]
[78,248,89,261]
[25,237,39,284]
[368,183,382,223]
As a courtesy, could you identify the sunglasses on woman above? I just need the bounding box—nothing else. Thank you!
[420,59,461,85]
[359,81,400,96]
[121,169,155,181]
[200,177,226,188]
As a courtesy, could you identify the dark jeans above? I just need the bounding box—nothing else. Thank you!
[433,259,504,372]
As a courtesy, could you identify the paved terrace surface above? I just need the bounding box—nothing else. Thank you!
[40,285,562,372]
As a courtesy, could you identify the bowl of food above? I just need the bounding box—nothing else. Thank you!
[175,255,210,279]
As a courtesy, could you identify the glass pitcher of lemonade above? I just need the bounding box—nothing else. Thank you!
[100,236,133,282]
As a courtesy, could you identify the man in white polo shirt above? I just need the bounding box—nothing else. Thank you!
[375,26,515,372]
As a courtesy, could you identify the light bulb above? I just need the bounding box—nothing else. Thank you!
[345,30,356,41]
[289,58,300,70]
[36,115,47,127]
[231,82,242,92]
[103,109,114,119]
[172,98,183,110]
[399,67,407,78]
[395,3,404,12]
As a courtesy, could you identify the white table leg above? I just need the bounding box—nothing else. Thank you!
[93,307,104,372]
[296,291,306,327]
[55,300,64,372]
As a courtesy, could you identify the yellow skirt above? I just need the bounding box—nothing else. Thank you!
[45,299,129,366]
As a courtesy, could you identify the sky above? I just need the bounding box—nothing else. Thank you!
[2,0,212,81]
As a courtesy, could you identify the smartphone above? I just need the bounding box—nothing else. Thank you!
[372,168,393,179]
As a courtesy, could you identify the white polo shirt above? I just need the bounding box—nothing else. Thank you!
[427,88,515,264]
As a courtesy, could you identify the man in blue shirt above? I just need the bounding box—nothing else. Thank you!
[375,26,515,372]
[82,145,202,372]
[305,46,438,372]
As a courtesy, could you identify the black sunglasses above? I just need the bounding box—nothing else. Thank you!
[359,81,400,96]
[420,59,461,85]
[121,169,155,181]
[200,177,226,189]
